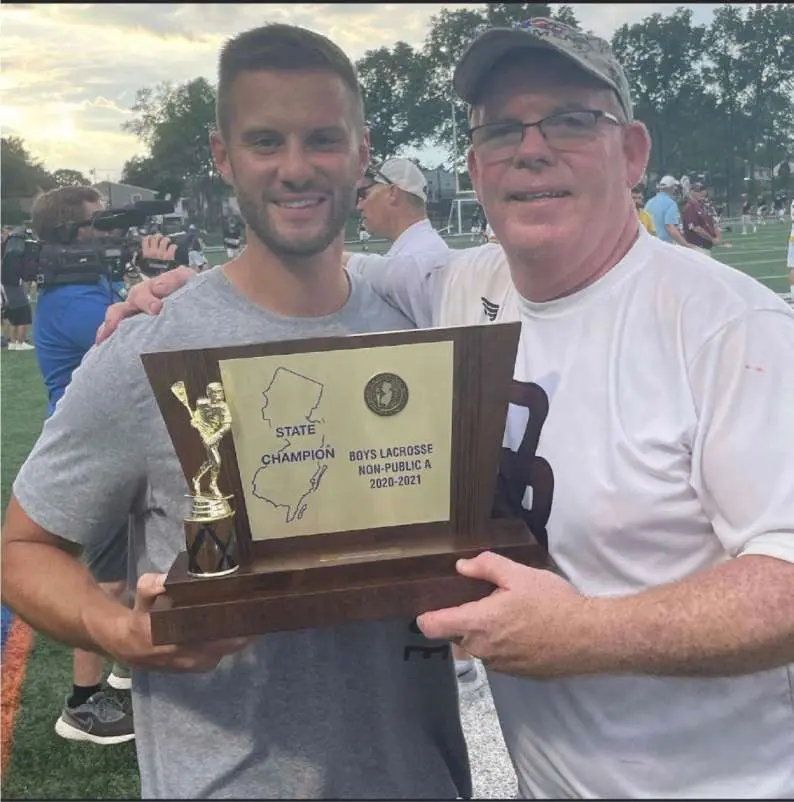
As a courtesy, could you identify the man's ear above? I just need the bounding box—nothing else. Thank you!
[210,130,234,188]
[622,121,651,189]
[357,129,371,182]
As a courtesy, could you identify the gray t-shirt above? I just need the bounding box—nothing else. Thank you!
[13,267,471,800]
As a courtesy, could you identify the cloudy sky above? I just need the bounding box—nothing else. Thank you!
[0,3,721,182]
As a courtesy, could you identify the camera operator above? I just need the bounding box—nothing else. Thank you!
[29,185,134,745]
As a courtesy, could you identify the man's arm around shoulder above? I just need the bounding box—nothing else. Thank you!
[345,250,448,328]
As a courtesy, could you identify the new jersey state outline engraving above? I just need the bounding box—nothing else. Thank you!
[252,367,334,523]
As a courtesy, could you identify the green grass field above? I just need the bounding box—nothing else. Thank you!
[1,223,790,799]
[204,221,792,294]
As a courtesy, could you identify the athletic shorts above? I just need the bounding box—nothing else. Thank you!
[2,302,32,326]
[82,526,128,585]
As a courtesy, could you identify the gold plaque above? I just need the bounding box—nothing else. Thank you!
[141,323,547,644]
[218,341,453,540]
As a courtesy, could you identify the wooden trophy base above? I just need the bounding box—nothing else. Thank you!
[150,518,546,645]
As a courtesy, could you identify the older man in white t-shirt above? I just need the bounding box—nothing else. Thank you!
[96,17,794,799]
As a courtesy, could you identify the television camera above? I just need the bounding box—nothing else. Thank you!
[135,222,205,278]
[3,200,176,289]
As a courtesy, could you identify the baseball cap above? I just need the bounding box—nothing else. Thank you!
[454,17,633,122]
[373,158,428,202]
[658,175,679,189]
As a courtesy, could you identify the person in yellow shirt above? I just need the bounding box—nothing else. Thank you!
[632,185,656,235]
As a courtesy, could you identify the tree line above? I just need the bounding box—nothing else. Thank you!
[4,3,792,226]
[120,2,794,219]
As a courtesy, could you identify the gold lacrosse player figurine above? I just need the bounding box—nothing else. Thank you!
[171,380,238,577]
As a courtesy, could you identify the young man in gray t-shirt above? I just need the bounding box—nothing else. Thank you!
[2,24,471,800]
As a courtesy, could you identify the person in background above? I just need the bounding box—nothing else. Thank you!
[741,193,756,235]
[632,184,655,235]
[343,159,450,322]
[28,185,134,744]
[1,226,35,351]
[682,181,720,252]
[352,159,448,262]
[222,215,243,259]
[644,175,692,247]
[185,224,209,271]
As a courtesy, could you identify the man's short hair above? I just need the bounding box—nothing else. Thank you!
[216,23,365,136]
[632,184,646,195]
[31,186,103,244]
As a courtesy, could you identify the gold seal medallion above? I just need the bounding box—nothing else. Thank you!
[364,372,409,416]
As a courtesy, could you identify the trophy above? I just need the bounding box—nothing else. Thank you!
[170,381,238,578]
[141,323,548,645]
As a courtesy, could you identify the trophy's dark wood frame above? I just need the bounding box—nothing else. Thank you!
[141,323,546,645]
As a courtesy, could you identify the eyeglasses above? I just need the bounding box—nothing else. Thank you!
[357,165,394,202]
[357,183,381,203]
[468,109,623,163]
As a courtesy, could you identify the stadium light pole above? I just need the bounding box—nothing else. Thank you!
[447,65,462,235]
[450,84,461,196]
[439,46,461,198]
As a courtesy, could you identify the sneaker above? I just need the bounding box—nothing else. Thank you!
[16,342,34,351]
[8,342,18,351]
[54,690,135,745]
[107,663,132,691]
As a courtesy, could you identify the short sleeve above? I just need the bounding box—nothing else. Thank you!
[664,202,681,227]
[688,308,794,564]
[12,329,149,551]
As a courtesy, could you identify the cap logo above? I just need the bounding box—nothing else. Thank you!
[516,17,629,117]
[518,17,609,56]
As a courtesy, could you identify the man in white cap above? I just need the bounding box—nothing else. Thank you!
[339,159,450,327]
[349,158,448,264]
[644,175,691,246]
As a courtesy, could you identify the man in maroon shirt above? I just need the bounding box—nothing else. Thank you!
[683,182,720,251]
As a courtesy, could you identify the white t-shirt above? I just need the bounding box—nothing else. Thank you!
[357,229,794,798]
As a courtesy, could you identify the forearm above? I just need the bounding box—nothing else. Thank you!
[667,225,691,247]
[692,225,715,243]
[584,555,794,677]
[1,499,126,654]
